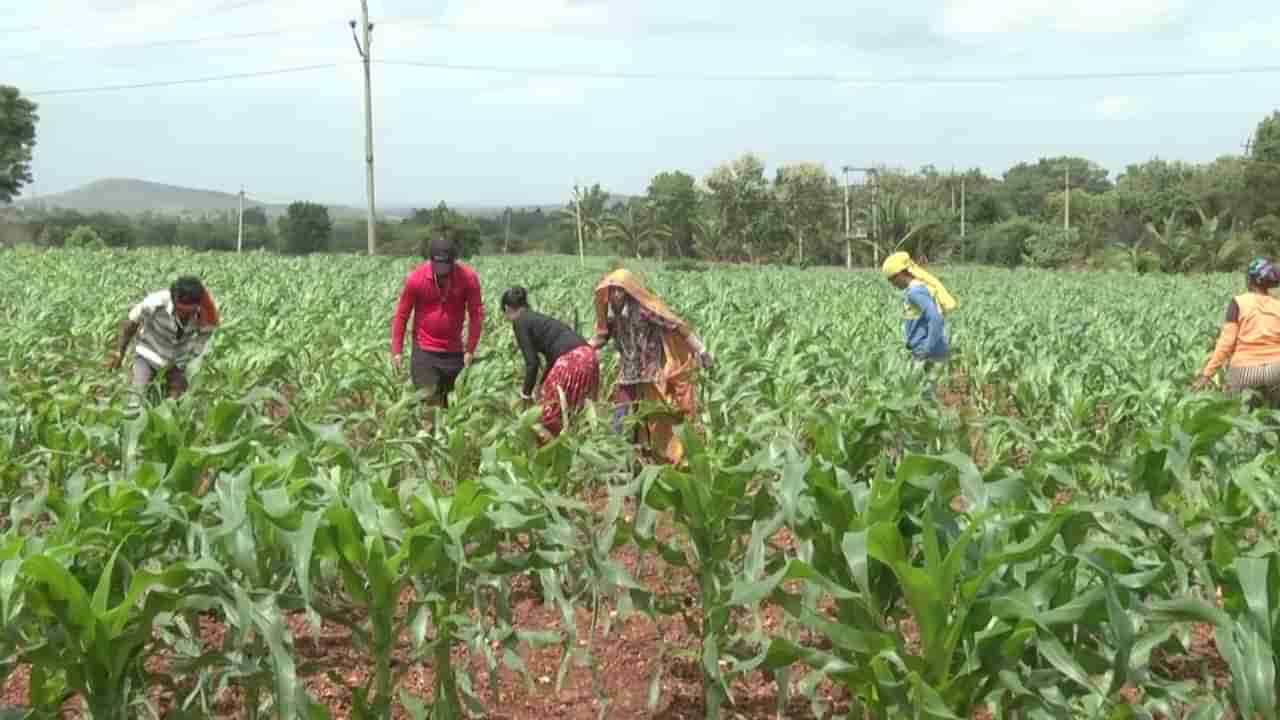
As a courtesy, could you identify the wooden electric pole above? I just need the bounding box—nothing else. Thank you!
[1064,164,1070,233]
[351,3,377,255]
[503,207,512,254]
[841,165,852,270]
[237,187,245,253]
[573,185,585,268]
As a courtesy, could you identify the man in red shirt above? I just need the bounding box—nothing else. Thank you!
[391,236,485,410]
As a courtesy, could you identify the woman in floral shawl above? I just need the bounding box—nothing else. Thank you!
[589,269,712,464]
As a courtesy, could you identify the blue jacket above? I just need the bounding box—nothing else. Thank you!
[902,281,949,360]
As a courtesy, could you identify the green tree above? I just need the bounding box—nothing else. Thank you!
[243,206,269,227]
[692,215,727,260]
[1115,158,1199,225]
[975,217,1039,267]
[1245,111,1280,220]
[557,184,610,257]
[1044,188,1118,257]
[279,202,332,255]
[1188,156,1249,223]
[602,199,658,259]
[139,217,179,247]
[773,163,839,265]
[1254,215,1280,254]
[0,86,38,203]
[646,171,700,257]
[705,153,771,262]
[1001,157,1112,218]
[63,225,105,250]
[407,202,482,258]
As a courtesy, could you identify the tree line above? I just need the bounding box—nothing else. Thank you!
[4,75,1279,273]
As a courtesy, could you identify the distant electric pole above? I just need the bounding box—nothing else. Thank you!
[870,169,880,264]
[960,177,966,261]
[572,184,585,268]
[237,187,245,253]
[504,207,512,254]
[841,165,852,270]
[351,3,377,256]
[1064,164,1071,233]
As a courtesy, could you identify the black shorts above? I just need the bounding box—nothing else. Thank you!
[411,346,464,404]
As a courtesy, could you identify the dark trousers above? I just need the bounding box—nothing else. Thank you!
[411,346,464,407]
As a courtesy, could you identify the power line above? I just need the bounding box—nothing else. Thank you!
[1,22,347,61]
[377,59,1280,85]
[27,63,354,97]
[21,56,1280,98]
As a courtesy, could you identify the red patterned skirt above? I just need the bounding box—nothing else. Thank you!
[542,345,601,435]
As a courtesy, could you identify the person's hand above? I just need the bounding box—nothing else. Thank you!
[698,351,715,369]
[464,352,475,368]
[1193,376,1213,391]
[107,352,122,371]
[391,353,403,373]
[589,335,606,351]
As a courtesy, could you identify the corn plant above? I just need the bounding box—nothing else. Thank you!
[11,543,214,720]
[635,426,782,720]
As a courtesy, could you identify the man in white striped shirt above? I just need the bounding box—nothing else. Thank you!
[109,276,220,410]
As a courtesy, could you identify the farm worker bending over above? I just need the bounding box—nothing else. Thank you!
[588,269,712,465]
[391,236,485,413]
[1195,258,1280,406]
[109,275,220,414]
[500,287,600,441]
[881,251,956,398]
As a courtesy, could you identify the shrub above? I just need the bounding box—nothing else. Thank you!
[64,225,106,250]
[1023,226,1081,269]
[975,217,1039,267]
[666,258,708,272]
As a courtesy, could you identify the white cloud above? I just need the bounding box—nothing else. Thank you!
[938,0,1190,34]
[1092,95,1148,119]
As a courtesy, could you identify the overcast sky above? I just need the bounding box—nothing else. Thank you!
[7,0,1280,207]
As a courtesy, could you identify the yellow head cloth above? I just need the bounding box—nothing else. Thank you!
[880,252,957,313]
[593,269,690,335]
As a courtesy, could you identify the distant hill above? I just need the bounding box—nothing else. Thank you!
[14,178,629,221]
[17,179,373,220]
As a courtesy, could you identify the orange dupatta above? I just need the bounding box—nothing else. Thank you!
[198,287,221,330]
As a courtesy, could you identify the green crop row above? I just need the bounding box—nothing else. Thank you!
[3,249,1279,720]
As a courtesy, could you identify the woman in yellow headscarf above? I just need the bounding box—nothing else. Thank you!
[882,252,956,398]
[589,269,713,465]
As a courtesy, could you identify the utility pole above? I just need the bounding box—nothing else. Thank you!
[350,4,377,256]
[572,184,585,268]
[960,177,966,261]
[237,186,245,253]
[503,207,512,254]
[841,165,852,270]
[950,168,956,215]
[871,170,880,265]
[1064,164,1070,233]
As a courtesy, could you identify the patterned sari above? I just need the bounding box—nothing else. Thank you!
[594,270,701,464]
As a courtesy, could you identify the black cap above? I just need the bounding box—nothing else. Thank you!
[429,237,456,275]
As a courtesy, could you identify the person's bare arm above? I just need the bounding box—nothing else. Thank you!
[110,319,140,369]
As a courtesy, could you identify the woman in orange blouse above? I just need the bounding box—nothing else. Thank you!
[1196,258,1280,405]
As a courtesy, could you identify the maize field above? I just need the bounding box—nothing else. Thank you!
[2,248,1278,720]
